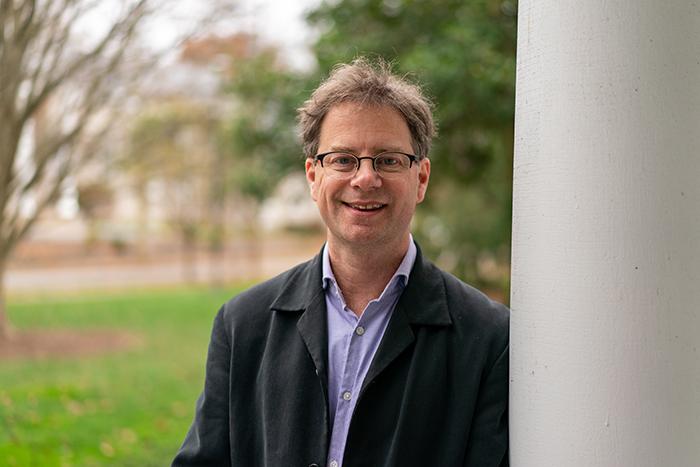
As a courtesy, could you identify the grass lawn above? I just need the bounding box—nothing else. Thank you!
[0,285,246,467]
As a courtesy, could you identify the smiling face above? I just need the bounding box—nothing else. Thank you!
[305,102,430,255]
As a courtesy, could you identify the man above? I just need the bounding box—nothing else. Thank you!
[173,58,509,467]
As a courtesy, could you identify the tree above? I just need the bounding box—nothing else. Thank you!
[77,180,114,250]
[124,100,221,282]
[221,45,308,203]
[218,42,311,273]
[0,0,148,337]
[307,0,517,292]
[0,0,232,338]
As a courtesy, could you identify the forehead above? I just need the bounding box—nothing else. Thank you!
[318,102,412,152]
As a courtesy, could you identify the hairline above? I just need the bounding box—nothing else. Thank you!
[305,98,429,159]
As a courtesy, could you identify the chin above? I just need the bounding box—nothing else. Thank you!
[340,228,400,249]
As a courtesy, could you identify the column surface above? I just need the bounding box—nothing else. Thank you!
[510,1,700,466]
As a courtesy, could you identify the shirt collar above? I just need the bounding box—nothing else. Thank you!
[322,234,417,290]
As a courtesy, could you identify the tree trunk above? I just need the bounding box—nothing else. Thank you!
[207,147,227,288]
[0,256,12,340]
[180,224,198,284]
[207,223,225,288]
[135,178,151,258]
[244,207,262,281]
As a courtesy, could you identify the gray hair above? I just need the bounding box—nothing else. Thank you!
[297,57,437,159]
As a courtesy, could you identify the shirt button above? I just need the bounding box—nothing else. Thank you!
[342,391,352,401]
[355,326,365,336]
[330,461,339,467]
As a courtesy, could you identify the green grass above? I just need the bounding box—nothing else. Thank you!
[0,285,246,467]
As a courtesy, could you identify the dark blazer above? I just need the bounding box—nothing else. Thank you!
[173,245,510,467]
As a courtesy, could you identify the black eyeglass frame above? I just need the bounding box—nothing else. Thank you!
[313,151,421,174]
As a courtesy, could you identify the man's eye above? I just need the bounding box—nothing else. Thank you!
[377,153,407,169]
[377,156,399,166]
[329,154,355,166]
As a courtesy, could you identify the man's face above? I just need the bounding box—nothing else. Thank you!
[305,102,430,251]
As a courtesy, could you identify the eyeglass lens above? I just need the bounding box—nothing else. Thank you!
[323,152,412,177]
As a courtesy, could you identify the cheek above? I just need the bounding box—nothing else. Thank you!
[317,179,341,203]
[313,183,335,212]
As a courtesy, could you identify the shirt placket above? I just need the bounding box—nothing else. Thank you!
[328,295,373,467]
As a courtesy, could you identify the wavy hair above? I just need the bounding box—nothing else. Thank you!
[297,57,437,159]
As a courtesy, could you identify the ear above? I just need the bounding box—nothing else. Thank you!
[416,157,430,204]
[305,157,318,201]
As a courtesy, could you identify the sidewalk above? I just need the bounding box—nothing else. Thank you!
[6,235,325,294]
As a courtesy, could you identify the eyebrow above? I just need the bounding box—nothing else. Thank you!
[327,145,407,153]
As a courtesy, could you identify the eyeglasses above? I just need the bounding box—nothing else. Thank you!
[313,151,420,179]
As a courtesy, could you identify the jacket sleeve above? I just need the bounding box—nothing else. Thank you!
[172,306,231,467]
[463,343,509,467]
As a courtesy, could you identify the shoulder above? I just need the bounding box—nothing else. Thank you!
[430,263,510,359]
[219,256,318,325]
[440,267,510,334]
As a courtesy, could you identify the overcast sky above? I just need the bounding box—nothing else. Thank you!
[142,0,322,70]
[236,0,321,70]
[75,0,321,70]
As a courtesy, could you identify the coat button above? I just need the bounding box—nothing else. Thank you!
[308,464,319,467]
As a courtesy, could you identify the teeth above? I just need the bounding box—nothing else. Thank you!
[350,203,383,210]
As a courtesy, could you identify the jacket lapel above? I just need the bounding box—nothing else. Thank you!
[360,302,415,392]
[269,249,329,396]
[296,290,329,388]
[361,244,452,393]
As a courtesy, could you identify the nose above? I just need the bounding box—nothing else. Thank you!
[351,158,382,189]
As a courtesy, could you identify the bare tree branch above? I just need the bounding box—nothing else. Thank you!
[0,0,238,335]
[15,43,125,199]
[24,4,73,108]
[21,0,148,125]
[4,149,71,256]
[25,0,106,109]
[16,0,36,38]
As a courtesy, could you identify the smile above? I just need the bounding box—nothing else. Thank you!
[344,202,386,211]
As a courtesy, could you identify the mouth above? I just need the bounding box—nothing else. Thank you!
[343,202,387,212]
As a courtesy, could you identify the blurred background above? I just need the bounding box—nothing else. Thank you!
[0,0,516,464]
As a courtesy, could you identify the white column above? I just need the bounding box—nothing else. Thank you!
[510,1,700,466]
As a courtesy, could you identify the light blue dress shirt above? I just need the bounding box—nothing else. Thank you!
[322,237,417,467]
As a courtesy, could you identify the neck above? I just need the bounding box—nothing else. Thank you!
[326,234,410,315]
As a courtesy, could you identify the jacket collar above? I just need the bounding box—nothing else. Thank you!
[270,242,452,327]
[269,247,330,399]
[269,246,325,313]
[270,242,453,401]
[396,244,452,326]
